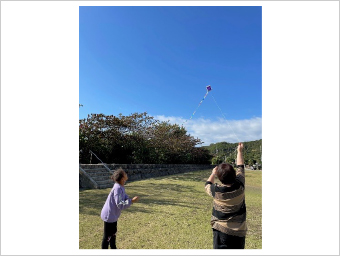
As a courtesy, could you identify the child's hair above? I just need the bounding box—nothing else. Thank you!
[216,163,236,185]
[111,168,126,182]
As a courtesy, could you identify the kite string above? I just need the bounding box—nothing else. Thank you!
[211,93,254,167]
[210,94,254,143]
[211,94,243,165]
[210,94,242,142]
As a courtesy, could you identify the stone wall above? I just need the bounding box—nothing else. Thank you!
[80,163,212,182]
[79,169,98,189]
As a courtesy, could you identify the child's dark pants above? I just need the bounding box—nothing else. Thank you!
[102,221,117,249]
[213,229,245,249]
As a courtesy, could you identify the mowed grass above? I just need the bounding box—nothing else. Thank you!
[79,169,262,249]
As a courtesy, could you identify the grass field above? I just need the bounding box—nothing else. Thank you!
[79,169,262,249]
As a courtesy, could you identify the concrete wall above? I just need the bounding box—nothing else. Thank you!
[79,169,98,189]
[80,164,212,182]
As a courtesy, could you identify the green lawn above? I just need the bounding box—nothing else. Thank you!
[79,169,262,249]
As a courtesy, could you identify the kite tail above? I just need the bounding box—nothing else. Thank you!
[181,85,212,126]
[189,88,211,120]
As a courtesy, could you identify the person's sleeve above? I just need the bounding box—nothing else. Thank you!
[204,181,214,197]
[114,187,132,210]
[235,165,245,186]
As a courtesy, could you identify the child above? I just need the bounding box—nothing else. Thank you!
[101,168,139,249]
[205,142,247,249]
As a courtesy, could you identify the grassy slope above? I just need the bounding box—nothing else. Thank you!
[79,169,262,249]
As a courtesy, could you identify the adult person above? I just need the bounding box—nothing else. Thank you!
[101,168,139,249]
[205,142,247,249]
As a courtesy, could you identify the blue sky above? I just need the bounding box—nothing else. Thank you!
[79,6,262,145]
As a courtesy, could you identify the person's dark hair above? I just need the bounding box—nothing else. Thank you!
[111,168,126,182]
[216,163,236,185]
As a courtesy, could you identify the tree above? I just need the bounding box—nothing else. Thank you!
[79,112,212,164]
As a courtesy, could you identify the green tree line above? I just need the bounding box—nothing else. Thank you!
[203,140,262,169]
[79,112,212,164]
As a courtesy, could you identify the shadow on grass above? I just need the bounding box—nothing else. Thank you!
[133,197,200,209]
[80,182,200,217]
[79,189,109,216]
[150,169,212,183]
[127,182,196,192]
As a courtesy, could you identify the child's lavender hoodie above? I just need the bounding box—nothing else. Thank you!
[101,182,132,223]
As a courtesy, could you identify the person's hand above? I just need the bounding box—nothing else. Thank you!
[237,142,244,152]
[212,166,218,176]
[132,196,139,203]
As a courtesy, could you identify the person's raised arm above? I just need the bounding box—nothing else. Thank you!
[236,143,245,186]
[205,166,218,197]
[207,166,218,183]
[237,142,244,166]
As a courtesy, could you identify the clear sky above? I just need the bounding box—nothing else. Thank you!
[79,6,262,145]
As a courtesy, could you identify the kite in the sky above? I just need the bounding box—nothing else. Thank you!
[189,85,212,120]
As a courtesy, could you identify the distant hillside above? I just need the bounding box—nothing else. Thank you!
[203,139,262,169]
